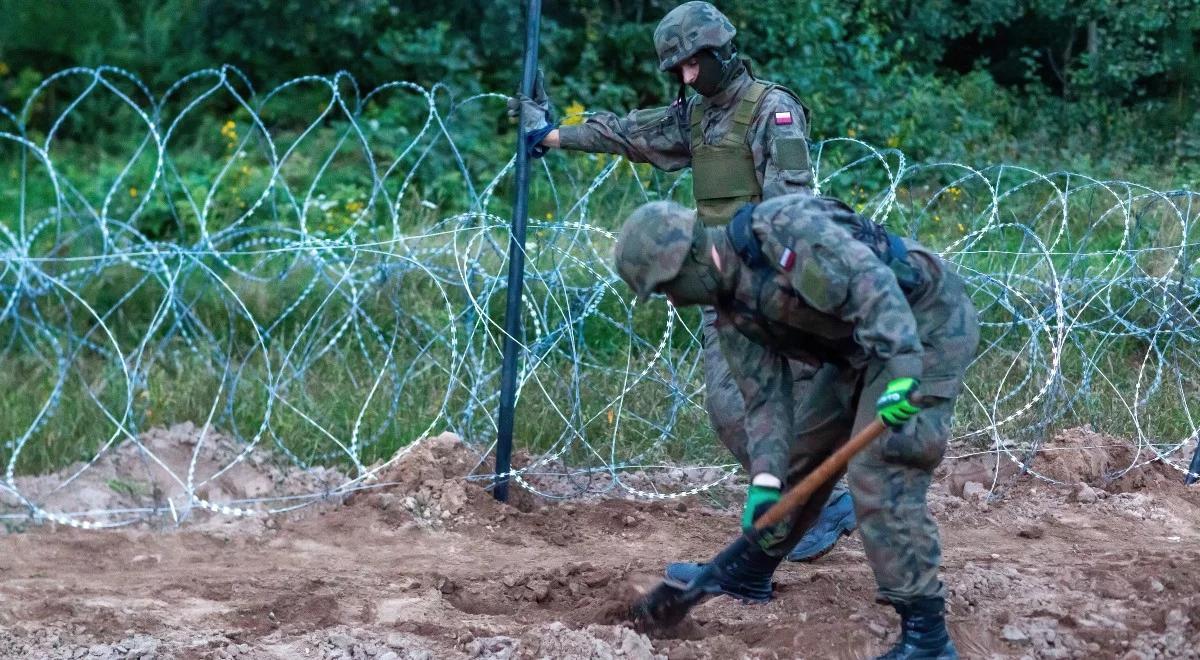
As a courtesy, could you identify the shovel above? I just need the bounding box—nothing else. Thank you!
[628,417,892,632]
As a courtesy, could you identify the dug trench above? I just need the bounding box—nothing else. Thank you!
[0,430,1198,659]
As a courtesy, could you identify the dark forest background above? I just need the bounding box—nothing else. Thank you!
[2,0,1198,175]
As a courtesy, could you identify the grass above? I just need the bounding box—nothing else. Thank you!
[1,118,1197,478]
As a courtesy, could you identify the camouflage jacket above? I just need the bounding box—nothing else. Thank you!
[715,194,976,479]
[556,70,813,198]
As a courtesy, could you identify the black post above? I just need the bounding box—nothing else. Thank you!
[1186,436,1200,485]
[494,0,542,502]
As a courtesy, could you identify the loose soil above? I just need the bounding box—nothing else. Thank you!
[1,428,1198,659]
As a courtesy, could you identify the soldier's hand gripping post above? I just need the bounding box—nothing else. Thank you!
[506,70,555,158]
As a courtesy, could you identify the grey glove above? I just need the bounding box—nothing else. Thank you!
[506,69,552,133]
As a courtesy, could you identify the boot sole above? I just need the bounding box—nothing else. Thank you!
[787,524,855,563]
[662,575,772,604]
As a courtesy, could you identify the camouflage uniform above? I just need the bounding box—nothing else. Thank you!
[556,4,819,492]
[615,194,980,604]
[555,73,813,201]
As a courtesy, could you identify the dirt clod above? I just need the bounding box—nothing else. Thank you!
[1017,525,1044,539]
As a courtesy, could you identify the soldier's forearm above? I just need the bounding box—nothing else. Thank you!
[555,118,690,171]
[556,124,626,155]
[541,129,560,149]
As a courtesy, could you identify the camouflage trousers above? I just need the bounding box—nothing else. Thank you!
[700,307,978,605]
[699,308,851,530]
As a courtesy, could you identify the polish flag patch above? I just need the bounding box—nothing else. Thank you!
[773,111,794,126]
[778,248,796,271]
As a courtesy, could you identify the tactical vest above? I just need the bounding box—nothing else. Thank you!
[689,80,809,227]
[726,201,926,296]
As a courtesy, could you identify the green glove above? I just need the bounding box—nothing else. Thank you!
[742,484,781,532]
[876,377,921,429]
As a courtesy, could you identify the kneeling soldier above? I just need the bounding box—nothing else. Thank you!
[613,194,978,659]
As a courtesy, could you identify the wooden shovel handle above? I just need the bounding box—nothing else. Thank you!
[752,419,888,530]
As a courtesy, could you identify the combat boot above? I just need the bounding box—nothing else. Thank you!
[875,596,958,660]
[787,488,857,562]
[663,535,783,603]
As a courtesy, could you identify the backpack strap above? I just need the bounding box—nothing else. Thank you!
[726,203,769,270]
[728,200,924,296]
[882,234,925,293]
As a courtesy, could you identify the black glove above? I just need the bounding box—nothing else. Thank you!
[505,70,555,158]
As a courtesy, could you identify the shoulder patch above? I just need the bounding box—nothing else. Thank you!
[773,111,793,126]
[772,137,811,171]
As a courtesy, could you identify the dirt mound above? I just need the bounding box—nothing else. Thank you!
[938,426,1189,501]
[0,422,348,528]
[349,431,552,529]
[1037,425,1190,491]
[937,451,1023,498]
[355,432,481,527]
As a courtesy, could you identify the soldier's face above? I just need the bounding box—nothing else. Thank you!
[679,57,701,86]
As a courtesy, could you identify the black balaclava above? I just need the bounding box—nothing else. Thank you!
[688,43,744,97]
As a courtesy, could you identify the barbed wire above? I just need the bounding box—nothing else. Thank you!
[0,66,1196,529]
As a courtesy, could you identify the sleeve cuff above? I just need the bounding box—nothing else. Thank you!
[882,354,923,383]
[749,455,787,485]
[555,125,587,150]
[751,473,782,489]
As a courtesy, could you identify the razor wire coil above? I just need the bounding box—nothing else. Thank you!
[0,66,1197,529]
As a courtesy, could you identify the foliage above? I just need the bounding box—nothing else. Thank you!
[0,1,1195,175]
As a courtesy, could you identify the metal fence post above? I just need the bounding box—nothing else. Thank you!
[494,0,543,502]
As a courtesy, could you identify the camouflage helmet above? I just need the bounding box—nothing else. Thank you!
[653,2,737,72]
[614,201,698,301]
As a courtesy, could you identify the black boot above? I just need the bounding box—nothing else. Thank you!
[663,535,784,603]
[875,596,958,660]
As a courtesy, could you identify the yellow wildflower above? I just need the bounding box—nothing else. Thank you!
[345,200,365,214]
[957,223,966,233]
[847,127,857,138]
[561,100,586,127]
[886,135,900,148]
[0,62,9,76]
[129,186,138,198]
[220,120,237,142]
[544,211,553,219]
